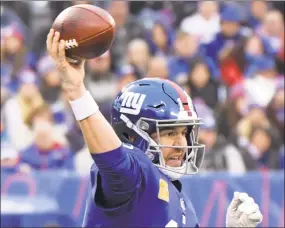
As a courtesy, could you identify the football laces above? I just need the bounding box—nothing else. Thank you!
[65,39,78,49]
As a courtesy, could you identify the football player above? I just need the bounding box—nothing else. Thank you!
[46,29,263,227]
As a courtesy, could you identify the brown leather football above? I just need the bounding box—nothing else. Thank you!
[52,4,116,60]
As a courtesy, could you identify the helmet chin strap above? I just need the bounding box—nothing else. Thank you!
[120,114,160,149]
[155,160,198,181]
[155,163,187,181]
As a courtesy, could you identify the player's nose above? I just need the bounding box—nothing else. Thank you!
[175,133,187,144]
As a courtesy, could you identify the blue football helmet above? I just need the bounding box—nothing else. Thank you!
[111,78,205,179]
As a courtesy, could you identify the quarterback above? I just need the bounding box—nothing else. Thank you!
[46,29,263,227]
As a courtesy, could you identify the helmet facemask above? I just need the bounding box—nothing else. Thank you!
[142,118,205,180]
[120,114,205,180]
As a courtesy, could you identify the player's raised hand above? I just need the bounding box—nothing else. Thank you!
[226,192,263,227]
[46,29,86,100]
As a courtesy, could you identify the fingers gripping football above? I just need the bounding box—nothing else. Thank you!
[59,40,68,69]
[46,29,68,72]
[46,29,87,100]
[52,31,60,59]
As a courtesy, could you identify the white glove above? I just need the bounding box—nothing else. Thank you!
[226,192,263,227]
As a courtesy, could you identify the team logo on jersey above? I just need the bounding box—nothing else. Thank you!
[120,92,146,115]
[158,178,169,202]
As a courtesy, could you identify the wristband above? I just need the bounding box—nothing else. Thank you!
[69,90,99,121]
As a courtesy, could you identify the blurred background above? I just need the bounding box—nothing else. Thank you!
[1,1,284,227]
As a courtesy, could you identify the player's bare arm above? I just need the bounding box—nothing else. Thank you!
[46,29,121,154]
[47,29,143,212]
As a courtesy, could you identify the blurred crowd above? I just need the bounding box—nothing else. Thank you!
[1,1,284,175]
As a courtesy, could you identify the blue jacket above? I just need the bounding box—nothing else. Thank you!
[168,54,219,82]
[20,143,74,170]
[146,17,175,56]
[202,32,245,68]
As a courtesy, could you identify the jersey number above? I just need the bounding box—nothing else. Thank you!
[165,220,178,227]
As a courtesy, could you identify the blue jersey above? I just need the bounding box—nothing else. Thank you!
[83,144,199,227]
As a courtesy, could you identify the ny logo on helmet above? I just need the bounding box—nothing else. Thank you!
[120,92,146,115]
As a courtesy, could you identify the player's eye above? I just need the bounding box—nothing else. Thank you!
[167,131,177,137]
[160,130,173,137]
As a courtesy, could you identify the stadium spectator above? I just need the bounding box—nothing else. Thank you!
[258,10,284,55]
[2,70,44,150]
[266,81,285,140]
[127,39,150,79]
[37,54,68,125]
[219,39,245,87]
[240,126,281,170]
[219,33,275,86]
[20,119,73,171]
[1,5,26,28]
[244,35,275,77]
[216,83,248,139]
[195,100,247,174]
[247,1,269,30]
[1,2,32,28]
[203,5,248,70]
[1,25,35,92]
[116,64,137,91]
[85,51,118,122]
[147,56,169,79]
[168,2,198,28]
[0,119,19,172]
[168,31,218,84]
[26,104,68,146]
[258,10,285,75]
[146,17,175,56]
[185,58,220,110]
[168,32,199,83]
[107,1,145,69]
[234,103,282,151]
[243,56,279,107]
[180,1,220,44]
[37,55,61,103]
[136,7,158,31]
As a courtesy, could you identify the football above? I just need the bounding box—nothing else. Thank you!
[52,4,116,60]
